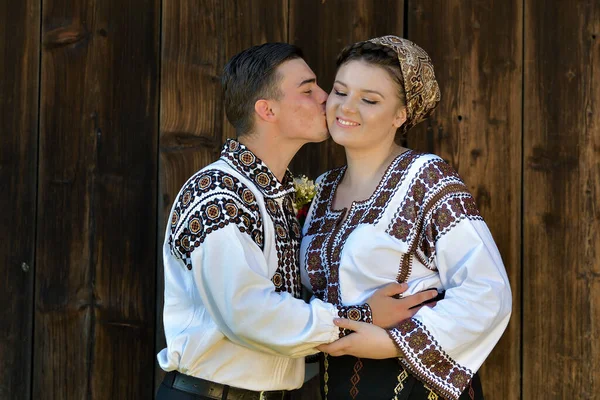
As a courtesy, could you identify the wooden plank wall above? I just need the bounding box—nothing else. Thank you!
[0,1,40,399]
[407,2,523,399]
[156,0,289,388]
[523,0,600,398]
[288,0,405,177]
[33,0,159,398]
[1,0,598,399]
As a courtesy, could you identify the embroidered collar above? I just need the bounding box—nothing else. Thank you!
[220,139,295,198]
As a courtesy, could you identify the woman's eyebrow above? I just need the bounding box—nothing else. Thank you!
[334,80,385,98]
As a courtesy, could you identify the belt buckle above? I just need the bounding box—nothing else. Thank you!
[258,390,285,400]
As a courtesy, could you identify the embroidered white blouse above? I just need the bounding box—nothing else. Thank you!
[300,151,512,400]
[157,140,370,391]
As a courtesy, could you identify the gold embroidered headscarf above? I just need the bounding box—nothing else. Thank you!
[368,35,441,134]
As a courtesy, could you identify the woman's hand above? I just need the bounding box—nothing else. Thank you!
[317,319,400,359]
[366,283,438,328]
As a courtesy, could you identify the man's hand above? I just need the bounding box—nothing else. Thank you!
[317,319,399,359]
[366,283,438,328]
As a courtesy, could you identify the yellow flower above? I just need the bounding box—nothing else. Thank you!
[293,175,319,212]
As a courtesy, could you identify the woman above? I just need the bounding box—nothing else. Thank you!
[299,36,512,400]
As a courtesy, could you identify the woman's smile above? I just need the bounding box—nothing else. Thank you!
[336,117,361,127]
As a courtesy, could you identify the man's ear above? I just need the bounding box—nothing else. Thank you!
[255,99,277,122]
[393,107,407,129]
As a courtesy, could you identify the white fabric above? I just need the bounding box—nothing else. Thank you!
[300,151,512,399]
[157,157,339,391]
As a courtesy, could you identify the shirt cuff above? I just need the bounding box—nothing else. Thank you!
[336,303,373,338]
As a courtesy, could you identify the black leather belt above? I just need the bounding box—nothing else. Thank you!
[163,371,291,400]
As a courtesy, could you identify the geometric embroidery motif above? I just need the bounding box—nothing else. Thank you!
[304,151,416,306]
[262,195,302,297]
[389,319,473,400]
[336,303,373,338]
[349,359,363,399]
[387,158,483,277]
[221,139,295,198]
[392,366,409,400]
[221,140,301,298]
[168,169,263,270]
[303,152,480,400]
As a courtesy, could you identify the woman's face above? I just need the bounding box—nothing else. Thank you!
[326,60,405,150]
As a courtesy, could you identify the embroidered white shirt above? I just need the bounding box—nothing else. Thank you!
[157,140,367,391]
[300,151,512,400]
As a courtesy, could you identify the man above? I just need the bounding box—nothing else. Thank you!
[156,43,437,399]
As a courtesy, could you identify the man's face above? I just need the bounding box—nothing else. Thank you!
[271,59,329,143]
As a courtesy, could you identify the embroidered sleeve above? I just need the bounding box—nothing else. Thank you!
[387,320,474,400]
[416,170,483,270]
[188,222,341,358]
[165,170,342,358]
[167,169,263,270]
[336,303,373,338]
[386,156,512,400]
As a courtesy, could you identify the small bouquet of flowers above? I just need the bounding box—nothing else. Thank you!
[293,175,319,228]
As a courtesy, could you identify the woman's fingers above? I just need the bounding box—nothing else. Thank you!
[378,282,409,297]
[333,318,366,331]
[318,319,373,356]
[406,289,438,309]
[319,321,400,359]
[317,334,351,356]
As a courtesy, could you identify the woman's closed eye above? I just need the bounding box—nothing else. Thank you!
[334,89,378,105]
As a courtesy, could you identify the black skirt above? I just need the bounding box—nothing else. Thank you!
[319,355,483,400]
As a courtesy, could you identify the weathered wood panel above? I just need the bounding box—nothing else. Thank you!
[289,0,405,178]
[0,0,40,398]
[156,0,288,393]
[35,0,159,398]
[407,2,523,399]
[523,0,599,398]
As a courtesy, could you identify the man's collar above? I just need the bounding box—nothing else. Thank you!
[220,139,295,198]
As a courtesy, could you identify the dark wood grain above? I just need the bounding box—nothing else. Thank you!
[0,0,40,398]
[156,0,288,393]
[407,1,523,398]
[289,0,405,179]
[0,1,595,398]
[523,0,600,398]
[35,0,159,398]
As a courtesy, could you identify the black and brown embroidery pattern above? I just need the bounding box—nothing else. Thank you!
[265,195,303,297]
[363,151,418,225]
[221,140,301,297]
[221,139,295,198]
[419,192,483,267]
[337,304,373,338]
[389,319,473,400]
[305,152,416,306]
[304,168,345,301]
[387,158,482,279]
[168,169,263,270]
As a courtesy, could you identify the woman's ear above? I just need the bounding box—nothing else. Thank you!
[393,107,407,129]
[254,99,277,122]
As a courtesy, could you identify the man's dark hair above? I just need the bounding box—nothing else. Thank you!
[222,43,304,136]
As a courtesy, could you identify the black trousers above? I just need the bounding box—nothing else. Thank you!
[155,372,300,400]
[321,355,484,400]
[157,382,212,400]
[156,372,211,400]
